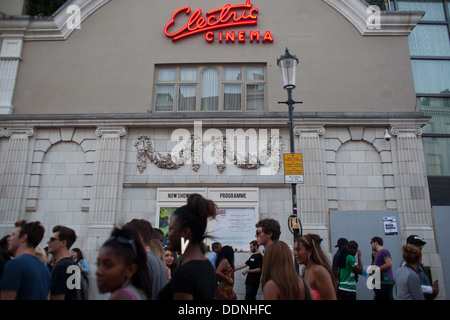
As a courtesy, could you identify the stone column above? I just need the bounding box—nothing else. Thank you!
[0,128,34,225]
[294,126,328,227]
[0,38,22,114]
[89,127,127,228]
[391,126,433,228]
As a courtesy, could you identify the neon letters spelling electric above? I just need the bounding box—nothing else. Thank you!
[164,0,273,43]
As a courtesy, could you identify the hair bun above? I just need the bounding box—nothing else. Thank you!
[187,193,217,220]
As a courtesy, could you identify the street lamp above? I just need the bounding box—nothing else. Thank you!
[277,48,303,267]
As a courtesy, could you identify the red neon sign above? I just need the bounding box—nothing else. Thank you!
[164,0,272,43]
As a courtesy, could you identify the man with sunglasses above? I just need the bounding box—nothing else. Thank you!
[255,218,280,250]
[47,225,77,300]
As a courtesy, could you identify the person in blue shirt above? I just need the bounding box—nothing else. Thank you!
[71,248,90,300]
[208,242,222,270]
[0,220,51,300]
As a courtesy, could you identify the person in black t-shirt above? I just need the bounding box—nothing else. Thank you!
[158,194,218,300]
[47,225,77,300]
[235,240,263,300]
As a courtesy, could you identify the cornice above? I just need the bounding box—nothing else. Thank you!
[0,0,111,41]
[324,0,424,36]
[0,113,431,129]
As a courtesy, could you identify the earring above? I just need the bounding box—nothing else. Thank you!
[121,277,130,289]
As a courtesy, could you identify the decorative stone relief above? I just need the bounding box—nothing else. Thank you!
[391,126,423,137]
[95,127,126,137]
[134,134,285,174]
[0,127,34,138]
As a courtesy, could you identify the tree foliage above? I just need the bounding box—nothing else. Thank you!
[26,0,68,17]
[366,0,388,11]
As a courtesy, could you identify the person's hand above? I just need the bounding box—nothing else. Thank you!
[432,280,439,298]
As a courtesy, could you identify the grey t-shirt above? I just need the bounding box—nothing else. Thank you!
[146,251,168,300]
[394,265,424,300]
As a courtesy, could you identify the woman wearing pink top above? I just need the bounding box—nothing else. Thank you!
[294,234,337,300]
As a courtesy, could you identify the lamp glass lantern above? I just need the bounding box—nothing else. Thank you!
[277,48,299,89]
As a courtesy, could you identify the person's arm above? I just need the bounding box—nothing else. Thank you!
[215,259,233,284]
[0,290,17,300]
[243,267,262,276]
[234,263,247,272]
[380,256,393,272]
[315,266,337,300]
[79,259,89,274]
[431,280,439,298]
[352,250,363,274]
[408,273,424,300]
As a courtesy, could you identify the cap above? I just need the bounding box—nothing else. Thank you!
[335,238,348,248]
[406,235,426,246]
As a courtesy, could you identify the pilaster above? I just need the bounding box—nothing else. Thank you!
[294,126,328,226]
[0,128,34,225]
[0,38,22,114]
[89,127,127,228]
[391,126,433,228]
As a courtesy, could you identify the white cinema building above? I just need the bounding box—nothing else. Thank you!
[0,0,448,299]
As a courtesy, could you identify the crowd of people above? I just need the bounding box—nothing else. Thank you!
[0,193,441,300]
[331,235,440,300]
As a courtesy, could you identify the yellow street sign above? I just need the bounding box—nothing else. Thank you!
[284,153,304,184]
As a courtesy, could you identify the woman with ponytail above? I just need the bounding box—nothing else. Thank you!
[96,227,152,300]
[158,193,218,300]
[294,234,337,300]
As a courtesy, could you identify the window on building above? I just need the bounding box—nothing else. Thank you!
[390,0,450,175]
[154,65,266,112]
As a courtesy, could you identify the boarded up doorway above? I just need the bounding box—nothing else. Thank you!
[330,210,403,300]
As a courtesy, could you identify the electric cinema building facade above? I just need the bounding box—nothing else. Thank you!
[0,0,447,299]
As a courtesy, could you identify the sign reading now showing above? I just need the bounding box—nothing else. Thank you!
[157,188,259,250]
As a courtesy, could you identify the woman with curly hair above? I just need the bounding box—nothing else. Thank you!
[215,245,237,300]
[394,244,424,300]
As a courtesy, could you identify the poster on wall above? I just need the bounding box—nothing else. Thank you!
[383,216,398,235]
[159,207,176,236]
[158,207,256,251]
[209,208,255,251]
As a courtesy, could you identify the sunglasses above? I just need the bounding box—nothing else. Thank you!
[256,230,263,236]
[110,236,138,259]
[49,237,60,242]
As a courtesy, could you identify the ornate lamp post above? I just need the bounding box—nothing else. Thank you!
[277,48,303,270]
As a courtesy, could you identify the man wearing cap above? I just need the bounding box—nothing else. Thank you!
[332,238,348,278]
[405,235,439,299]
